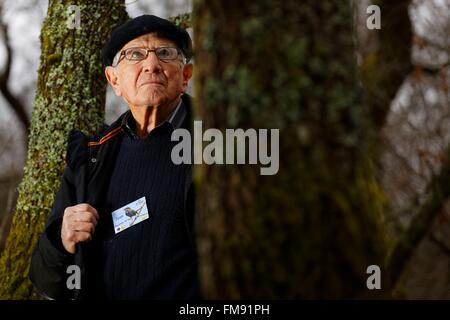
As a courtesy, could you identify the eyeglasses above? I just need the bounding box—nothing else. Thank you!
[114,47,182,66]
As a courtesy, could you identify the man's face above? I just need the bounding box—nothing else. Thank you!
[105,33,193,108]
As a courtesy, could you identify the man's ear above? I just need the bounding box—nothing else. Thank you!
[181,63,193,92]
[105,66,122,96]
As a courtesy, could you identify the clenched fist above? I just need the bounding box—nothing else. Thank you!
[61,203,99,254]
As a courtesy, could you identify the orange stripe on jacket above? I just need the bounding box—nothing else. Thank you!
[88,127,122,147]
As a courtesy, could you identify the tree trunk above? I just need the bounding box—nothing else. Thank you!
[194,0,387,298]
[0,0,128,299]
[359,0,412,129]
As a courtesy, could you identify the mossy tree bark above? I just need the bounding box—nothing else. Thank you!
[194,1,387,298]
[0,0,128,299]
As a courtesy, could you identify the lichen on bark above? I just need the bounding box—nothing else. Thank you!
[0,0,128,299]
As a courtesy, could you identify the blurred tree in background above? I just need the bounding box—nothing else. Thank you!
[194,0,387,298]
[380,0,450,298]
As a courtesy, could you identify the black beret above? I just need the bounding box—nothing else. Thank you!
[102,14,193,67]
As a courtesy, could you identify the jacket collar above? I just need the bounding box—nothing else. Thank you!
[91,94,192,144]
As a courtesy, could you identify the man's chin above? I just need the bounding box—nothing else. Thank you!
[133,91,162,104]
[133,98,168,108]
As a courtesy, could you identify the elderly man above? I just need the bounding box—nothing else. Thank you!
[30,15,199,300]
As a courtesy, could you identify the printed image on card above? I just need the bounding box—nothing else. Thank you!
[111,196,149,234]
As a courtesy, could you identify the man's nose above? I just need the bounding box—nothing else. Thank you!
[142,51,162,72]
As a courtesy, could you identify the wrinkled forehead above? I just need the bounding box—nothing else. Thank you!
[121,32,178,51]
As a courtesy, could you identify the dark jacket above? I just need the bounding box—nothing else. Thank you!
[29,94,196,300]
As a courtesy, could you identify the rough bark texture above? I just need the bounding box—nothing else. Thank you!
[0,0,128,299]
[194,0,387,298]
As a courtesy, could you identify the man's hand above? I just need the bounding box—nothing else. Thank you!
[61,203,99,254]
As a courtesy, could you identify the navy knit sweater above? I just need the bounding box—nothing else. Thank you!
[87,117,199,299]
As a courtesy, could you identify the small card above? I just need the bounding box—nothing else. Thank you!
[111,196,149,234]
